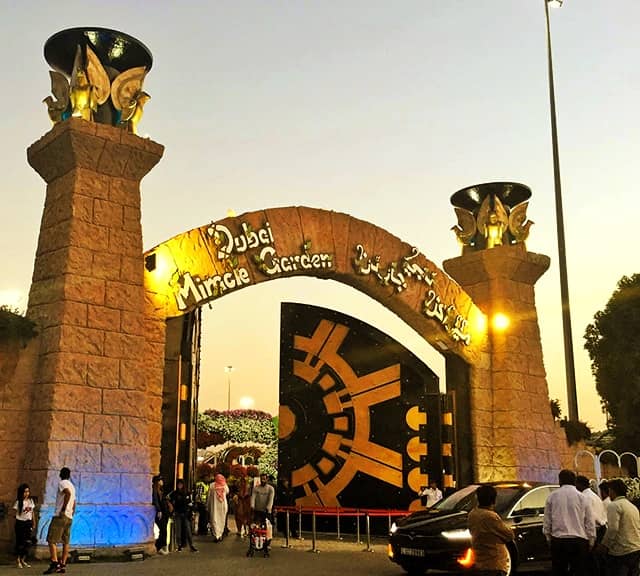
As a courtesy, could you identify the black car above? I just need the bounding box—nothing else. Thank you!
[388,481,558,575]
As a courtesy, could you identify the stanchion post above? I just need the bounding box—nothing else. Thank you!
[281,510,291,549]
[297,506,304,540]
[336,507,342,541]
[308,510,320,553]
[356,509,362,544]
[362,513,373,552]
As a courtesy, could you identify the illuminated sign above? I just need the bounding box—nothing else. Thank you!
[144,208,476,349]
[171,220,334,312]
[353,244,470,345]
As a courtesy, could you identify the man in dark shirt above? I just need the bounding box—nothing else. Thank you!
[468,484,515,576]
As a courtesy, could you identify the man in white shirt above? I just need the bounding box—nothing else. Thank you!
[577,475,608,576]
[577,475,608,540]
[543,469,595,576]
[599,479,640,576]
[419,481,443,508]
[44,467,76,575]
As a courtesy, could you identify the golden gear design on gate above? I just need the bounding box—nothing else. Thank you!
[280,318,424,507]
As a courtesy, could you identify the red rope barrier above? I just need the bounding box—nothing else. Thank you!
[273,505,411,517]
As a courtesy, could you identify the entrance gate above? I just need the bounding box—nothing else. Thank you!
[1,30,563,550]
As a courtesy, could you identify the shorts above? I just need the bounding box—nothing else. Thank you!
[47,516,72,545]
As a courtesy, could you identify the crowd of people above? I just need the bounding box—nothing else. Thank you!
[13,465,640,575]
[152,470,278,556]
[468,469,640,576]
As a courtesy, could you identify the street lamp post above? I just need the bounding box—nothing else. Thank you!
[543,0,579,421]
[225,365,234,411]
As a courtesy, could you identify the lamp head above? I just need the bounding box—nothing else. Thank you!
[548,0,563,7]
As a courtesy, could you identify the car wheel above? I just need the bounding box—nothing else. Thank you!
[399,563,424,576]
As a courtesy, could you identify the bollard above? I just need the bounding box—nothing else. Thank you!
[356,509,362,544]
[308,510,320,553]
[281,510,292,548]
[336,507,343,541]
[297,507,304,541]
[362,513,374,552]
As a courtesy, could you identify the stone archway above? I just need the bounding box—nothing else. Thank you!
[1,120,562,554]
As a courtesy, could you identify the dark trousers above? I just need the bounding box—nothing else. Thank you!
[14,519,33,557]
[607,551,640,576]
[155,514,168,551]
[174,513,194,548]
[551,537,589,576]
[588,526,609,576]
[196,503,208,535]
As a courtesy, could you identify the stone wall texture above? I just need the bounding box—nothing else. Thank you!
[444,243,563,482]
[0,119,164,551]
[1,118,574,552]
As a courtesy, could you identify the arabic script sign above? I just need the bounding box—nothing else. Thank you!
[353,244,470,345]
[144,208,475,349]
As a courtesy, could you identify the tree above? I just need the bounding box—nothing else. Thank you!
[0,305,36,343]
[584,274,640,449]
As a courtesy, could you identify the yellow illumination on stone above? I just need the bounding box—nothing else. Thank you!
[492,313,510,331]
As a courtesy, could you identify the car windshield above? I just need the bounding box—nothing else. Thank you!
[432,485,524,514]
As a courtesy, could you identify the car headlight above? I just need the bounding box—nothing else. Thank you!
[390,522,398,534]
[441,528,471,541]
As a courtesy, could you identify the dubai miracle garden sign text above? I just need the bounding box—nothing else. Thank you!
[144,208,471,345]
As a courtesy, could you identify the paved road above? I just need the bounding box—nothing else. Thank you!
[0,533,404,576]
[0,533,551,576]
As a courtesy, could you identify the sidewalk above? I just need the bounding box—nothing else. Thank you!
[0,532,399,576]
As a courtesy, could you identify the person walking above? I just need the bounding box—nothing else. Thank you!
[233,474,251,537]
[467,484,514,576]
[577,475,608,576]
[13,483,36,568]
[599,479,640,576]
[543,469,596,576]
[168,479,198,552]
[152,475,171,555]
[43,467,76,575]
[250,473,275,524]
[207,473,229,542]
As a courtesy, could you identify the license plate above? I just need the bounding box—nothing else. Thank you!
[400,547,425,557]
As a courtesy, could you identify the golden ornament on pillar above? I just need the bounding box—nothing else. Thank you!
[43,28,153,133]
[111,66,149,134]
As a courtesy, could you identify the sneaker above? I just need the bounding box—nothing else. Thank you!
[190,546,198,553]
[17,559,23,568]
[43,563,58,575]
[55,565,65,574]
[176,547,182,552]
[23,562,31,568]
[158,547,169,556]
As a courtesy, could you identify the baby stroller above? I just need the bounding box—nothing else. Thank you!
[246,513,272,558]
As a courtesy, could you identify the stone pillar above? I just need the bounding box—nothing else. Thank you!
[444,243,561,481]
[25,118,164,550]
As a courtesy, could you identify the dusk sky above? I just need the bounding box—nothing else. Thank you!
[2,0,638,431]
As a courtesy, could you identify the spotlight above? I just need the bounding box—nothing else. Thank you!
[492,313,510,332]
[127,548,145,561]
[71,550,93,563]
